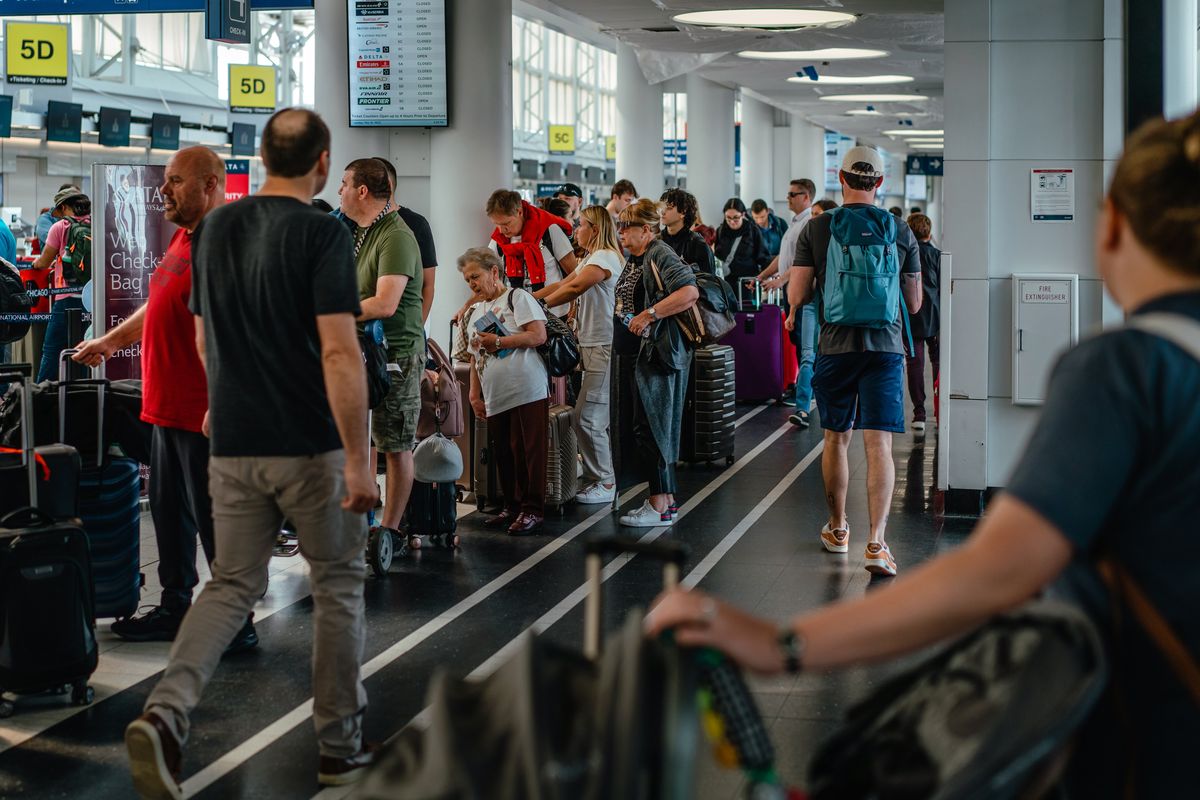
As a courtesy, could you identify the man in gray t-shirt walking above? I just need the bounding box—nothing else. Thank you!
[787,147,922,577]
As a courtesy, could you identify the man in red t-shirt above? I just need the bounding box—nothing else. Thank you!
[75,147,255,651]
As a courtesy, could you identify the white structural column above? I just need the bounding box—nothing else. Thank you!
[313,2,390,205]
[426,0,514,350]
[738,93,775,205]
[1164,0,1199,118]
[941,0,1121,498]
[789,113,828,194]
[686,73,736,225]
[616,43,664,199]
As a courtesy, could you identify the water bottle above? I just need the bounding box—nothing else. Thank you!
[621,312,652,338]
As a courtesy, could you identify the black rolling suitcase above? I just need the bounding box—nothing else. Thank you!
[59,350,143,620]
[0,364,81,519]
[407,480,459,549]
[680,344,736,466]
[0,366,97,719]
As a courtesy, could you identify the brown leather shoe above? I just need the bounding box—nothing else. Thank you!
[483,509,516,529]
[507,512,544,535]
[125,710,183,800]
[317,742,378,787]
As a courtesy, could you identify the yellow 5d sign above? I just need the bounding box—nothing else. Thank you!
[5,22,69,87]
[605,135,616,161]
[229,65,277,114]
[548,125,575,155]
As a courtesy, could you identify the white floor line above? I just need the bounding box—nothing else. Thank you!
[733,402,769,428]
[311,417,804,800]
[682,441,825,589]
[180,482,650,798]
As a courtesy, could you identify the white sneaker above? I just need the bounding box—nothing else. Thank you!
[575,483,616,504]
[865,542,898,576]
[912,420,926,433]
[820,522,850,553]
[619,501,672,527]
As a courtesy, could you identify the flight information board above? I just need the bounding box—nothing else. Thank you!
[347,0,448,128]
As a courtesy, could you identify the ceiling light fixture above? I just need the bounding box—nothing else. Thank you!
[845,109,884,116]
[882,128,944,136]
[910,144,944,150]
[673,9,855,30]
[819,94,929,103]
[906,138,944,144]
[739,47,886,60]
[788,74,913,85]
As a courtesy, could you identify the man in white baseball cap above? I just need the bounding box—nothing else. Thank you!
[784,144,923,577]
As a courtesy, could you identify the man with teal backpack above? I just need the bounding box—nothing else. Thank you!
[785,146,922,576]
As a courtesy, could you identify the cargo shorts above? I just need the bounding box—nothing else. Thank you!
[373,352,424,453]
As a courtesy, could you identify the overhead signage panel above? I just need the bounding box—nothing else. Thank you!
[5,22,69,87]
[206,0,251,44]
[151,113,181,151]
[548,125,575,155]
[230,122,256,157]
[0,96,11,139]
[229,65,277,114]
[905,154,943,176]
[3,1,312,15]
[346,0,449,128]
[46,100,82,143]
[99,107,132,148]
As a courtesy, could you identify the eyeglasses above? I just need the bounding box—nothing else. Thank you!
[617,221,645,231]
[787,191,808,199]
[724,214,744,223]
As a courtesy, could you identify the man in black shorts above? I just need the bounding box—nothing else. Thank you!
[786,146,922,577]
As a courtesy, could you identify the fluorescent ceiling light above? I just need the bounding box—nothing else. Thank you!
[739,48,886,60]
[844,109,883,116]
[789,74,913,85]
[882,128,944,136]
[673,9,855,30]
[910,144,944,150]
[906,139,944,145]
[819,94,929,103]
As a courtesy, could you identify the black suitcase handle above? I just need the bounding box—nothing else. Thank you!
[1,505,56,529]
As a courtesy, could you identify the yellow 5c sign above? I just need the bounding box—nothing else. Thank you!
[229,65,277,114]
[5,22,69,87]
[548,125,575,155]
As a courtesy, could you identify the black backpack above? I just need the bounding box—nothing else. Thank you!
[507,288,580,378]
[0,261,31,345]
[358,326,390,410]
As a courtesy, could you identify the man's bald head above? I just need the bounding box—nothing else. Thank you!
[262,108,330,179]
[162,146,226,231]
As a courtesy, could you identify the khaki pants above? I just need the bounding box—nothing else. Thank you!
[575,345,613,487]
[145,450,368,758]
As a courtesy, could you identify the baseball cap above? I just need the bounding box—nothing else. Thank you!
[53,186,85,208]
[841,146,885,179]
[555,182,583,199]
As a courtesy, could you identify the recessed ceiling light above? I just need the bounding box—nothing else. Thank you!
[845,109,884,116]
[906,139,944,145]
[882,129,944,136]
[788,74,913,85]
[673,9,855,30]
[739,48,886,60]
[819,94,928,103]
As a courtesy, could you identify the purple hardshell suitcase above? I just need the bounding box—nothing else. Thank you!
[722,281,784,402]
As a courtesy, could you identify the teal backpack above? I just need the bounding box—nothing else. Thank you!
[821,206,912,351]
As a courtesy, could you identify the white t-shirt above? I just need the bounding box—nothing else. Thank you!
[489,225,574,316]
[574,249,621,347]
[466,288,549,417]
[778,206,813,276]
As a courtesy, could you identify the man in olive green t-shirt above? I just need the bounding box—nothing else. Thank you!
[339,158,425,539]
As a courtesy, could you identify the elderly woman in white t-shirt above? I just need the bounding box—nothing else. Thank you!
[535,206,622,505]
[459,247,549,535]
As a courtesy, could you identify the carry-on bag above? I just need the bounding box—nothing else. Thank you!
[406,480,458,549]
[0,502,98,717]
[679,345,736,466]
[546,403,577,513]
[60,350,142,620]
[0,364,81,519]
[722,281,785,402]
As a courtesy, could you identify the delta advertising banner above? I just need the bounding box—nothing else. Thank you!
[224,159,250,202]
[91,163,177,381]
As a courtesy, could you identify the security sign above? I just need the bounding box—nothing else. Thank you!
[229,65,277,114]
[5,22,70,87]
[548,125,575,155]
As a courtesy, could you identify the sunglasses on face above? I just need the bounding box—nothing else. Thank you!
[787,191,808,199]
[725,214,743,223]
[617,222,645,231]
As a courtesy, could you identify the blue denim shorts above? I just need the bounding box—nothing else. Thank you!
[812,351,906,433]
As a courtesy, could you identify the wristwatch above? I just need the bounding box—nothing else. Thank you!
[647,306,659,321]
[777,627,805,674]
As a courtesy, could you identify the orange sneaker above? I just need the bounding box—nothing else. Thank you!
[820,523,849,553]
[865,542,897,576]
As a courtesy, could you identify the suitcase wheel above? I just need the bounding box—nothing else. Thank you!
[71,682,94,706]
[407,534,422,551]
[367,528,395,578]
[726,455,735,466]
[430,533,460,550]
[0,699,13,718]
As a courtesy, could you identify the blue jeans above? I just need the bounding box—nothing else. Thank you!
[37,296,83,382]
[793,303,818,411]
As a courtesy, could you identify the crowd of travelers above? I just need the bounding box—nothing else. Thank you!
[11,101,1194,800]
